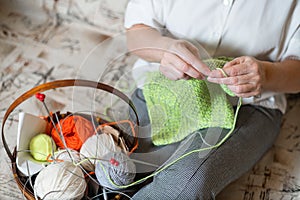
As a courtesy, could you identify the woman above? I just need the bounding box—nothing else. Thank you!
[124,0,300,199]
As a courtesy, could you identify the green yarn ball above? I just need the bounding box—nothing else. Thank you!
[30,133,56,161]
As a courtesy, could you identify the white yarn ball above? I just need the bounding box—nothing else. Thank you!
[34,161,86,200]
[80,133,121,171]
[98,125,129,153]
[54,149,81,163]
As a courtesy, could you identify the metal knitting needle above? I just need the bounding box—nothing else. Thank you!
[102,188,108,200]
[35,93,57,161]
[35,93,73,162]
[53,112,75,163]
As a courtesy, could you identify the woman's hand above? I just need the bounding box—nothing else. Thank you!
[127,24,210,80]
[159,40,211,80]
[207,56,266,98]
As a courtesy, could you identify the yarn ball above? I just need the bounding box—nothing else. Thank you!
[80,133,122,172]
[98,125,128,152]
[54,149,81,164]
[29,133,56,161]
[34,161,87,200]
[51,115,95,151]
[95,152,136,190]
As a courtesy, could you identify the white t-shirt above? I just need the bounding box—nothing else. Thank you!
[124,0,300,113]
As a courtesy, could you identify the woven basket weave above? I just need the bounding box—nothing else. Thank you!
[1,79,140,200]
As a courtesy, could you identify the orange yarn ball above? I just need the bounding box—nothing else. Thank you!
[51,115,95,151]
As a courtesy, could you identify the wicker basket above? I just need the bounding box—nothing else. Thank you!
[1,79,140,200]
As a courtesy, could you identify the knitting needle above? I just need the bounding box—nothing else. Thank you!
[35,93,73,162]
[102,188,108,200]
[35,93,57,161]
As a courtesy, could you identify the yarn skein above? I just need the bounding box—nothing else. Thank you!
[29,133,56,161]
[98,125,128,153]
[80,133,122,171]
[51,115,95,151]
[95,152,136,190]
[34,161,87,200]
[54,149,81,164]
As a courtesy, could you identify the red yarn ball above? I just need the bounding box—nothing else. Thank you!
[51,115,95,151]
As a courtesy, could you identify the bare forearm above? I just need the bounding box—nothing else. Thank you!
[263,59,300,93]
[126,24,174,62]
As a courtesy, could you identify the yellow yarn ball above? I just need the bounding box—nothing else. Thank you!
[30,133,56,161]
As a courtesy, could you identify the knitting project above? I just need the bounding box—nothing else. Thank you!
[143,57,235,146]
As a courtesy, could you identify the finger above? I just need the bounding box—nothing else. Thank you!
[185,43,200,58]
[207,74,255,85]
[223,58,242,68]
[223,56,251,68]
[162,53,204,79]
[172,45,211,76]
[207,59,240,78]
[209,61,248,78]
[228,84,254,94]
[159,64,186,80]
[227,83,260,97]
[208,68,224,78]
[222,64,253,77]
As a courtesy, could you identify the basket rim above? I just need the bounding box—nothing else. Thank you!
[1,79,139,162]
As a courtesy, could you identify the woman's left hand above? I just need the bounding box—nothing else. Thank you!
[207,56,266,98]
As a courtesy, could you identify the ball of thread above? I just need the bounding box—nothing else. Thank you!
[95,152,136,190]
[34,161,86,200]
[98,125,128,153]
[54,149,81,164]
[51,115,95,151]
[80,133,122,172]
[30,133,56,161]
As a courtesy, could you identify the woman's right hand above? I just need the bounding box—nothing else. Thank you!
[159,39,211,80]
[127,24,210,80]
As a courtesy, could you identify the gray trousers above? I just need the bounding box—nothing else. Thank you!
[129,89,282,200]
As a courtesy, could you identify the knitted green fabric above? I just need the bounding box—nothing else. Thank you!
[143,57,235,146]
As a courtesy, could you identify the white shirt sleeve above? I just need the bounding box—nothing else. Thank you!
[281,3,300,61]
[124,0,165,31]
[282,27,300,60]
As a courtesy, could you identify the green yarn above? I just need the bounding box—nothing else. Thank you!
[206,57,235,97]
[143,57,235,146]
[220,84,235,96]
[220,83,235,97]
[30,133,56,161]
